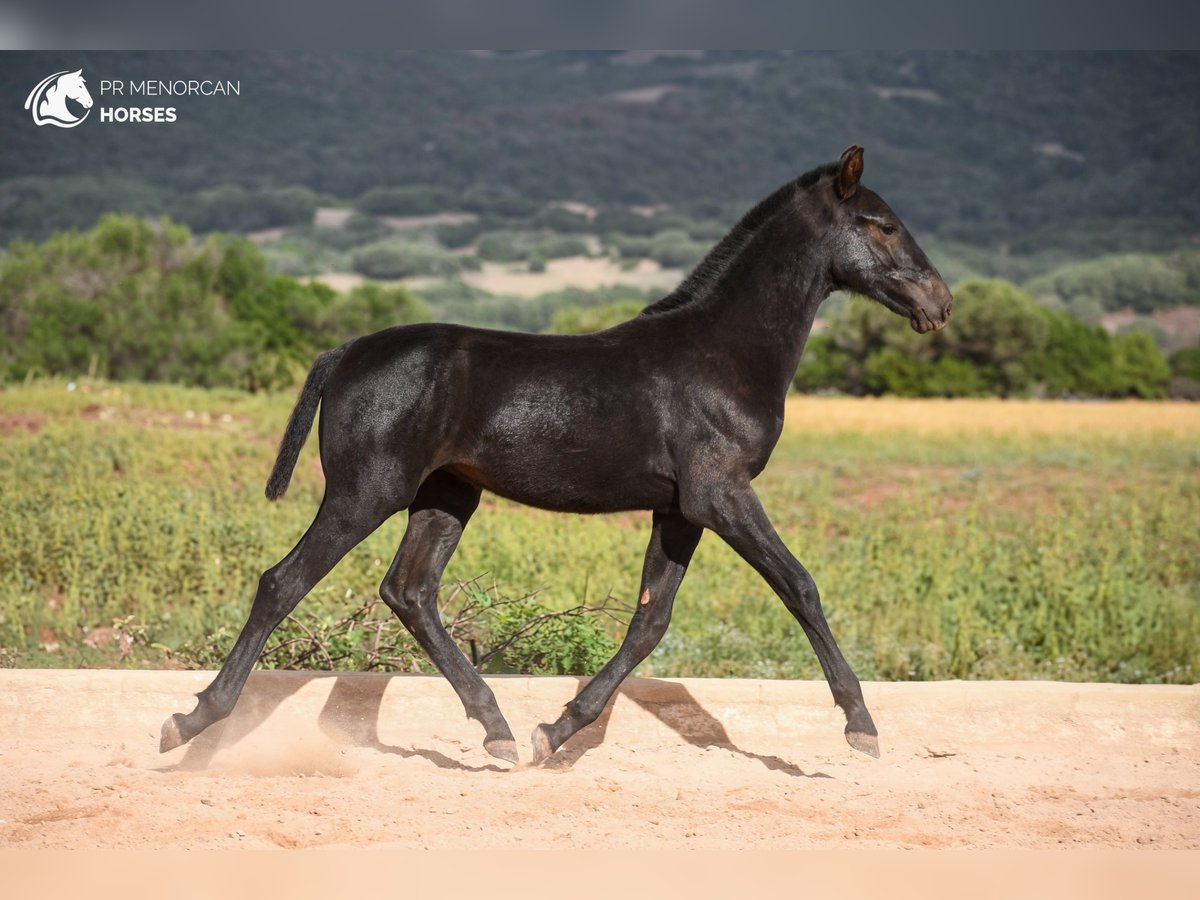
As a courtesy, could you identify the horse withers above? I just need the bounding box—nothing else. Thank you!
[161,146,952,765]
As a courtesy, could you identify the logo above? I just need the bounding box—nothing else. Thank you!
[25,69,94,128]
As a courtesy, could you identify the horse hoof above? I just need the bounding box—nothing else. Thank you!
[530,724,555,765]
[484,739,519,765]
[159,714,186,753]
[845,730,880,758]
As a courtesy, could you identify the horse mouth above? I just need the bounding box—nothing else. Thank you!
[910,306,950,334]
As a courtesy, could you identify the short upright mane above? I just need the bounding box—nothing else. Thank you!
[641,162,837,316]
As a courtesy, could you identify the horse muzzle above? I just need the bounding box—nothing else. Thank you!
[907,277,953,334]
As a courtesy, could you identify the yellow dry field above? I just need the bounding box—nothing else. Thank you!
[783,395,1200,438]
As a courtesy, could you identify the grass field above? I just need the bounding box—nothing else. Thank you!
[1,380,1196,683]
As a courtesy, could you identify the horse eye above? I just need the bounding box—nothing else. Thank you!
[880,223,897,236]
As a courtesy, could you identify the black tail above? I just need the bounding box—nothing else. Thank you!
[265,346,347,501]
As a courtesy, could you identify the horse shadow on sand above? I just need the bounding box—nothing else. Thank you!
[159,673,828,779]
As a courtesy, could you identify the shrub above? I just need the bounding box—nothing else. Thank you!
[355,185,453,216]
[795,278,1173,399]
[0,214,433,391]
[351,240,475,279]
[181,185,319,233]
[1111,331,1171,398]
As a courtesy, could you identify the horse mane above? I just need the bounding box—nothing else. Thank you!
[641,162,838,316]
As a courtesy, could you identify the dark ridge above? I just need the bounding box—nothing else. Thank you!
[641,162,838,316]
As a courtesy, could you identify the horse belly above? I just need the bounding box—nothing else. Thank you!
[449,417,676,513]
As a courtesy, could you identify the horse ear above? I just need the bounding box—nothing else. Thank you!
[836,145,864,200]
[69,69,83,77]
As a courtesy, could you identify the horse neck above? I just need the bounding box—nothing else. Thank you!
[684,208,830,392]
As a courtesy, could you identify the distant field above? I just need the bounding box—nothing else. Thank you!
[459,257,682,298]
[310,255,684,299]
[1,382,1196,684]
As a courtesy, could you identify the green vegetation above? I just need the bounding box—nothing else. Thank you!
[796,279,1174,398]
[169,582,620,677]
[417,282,661,333]
[610,229,707,269]
[547,300,643,334]
[474,230,590,264]
[355,186,455,217]
[1,384,1195,684]
[1027,250,1200,315]
[350,239,478,280]
[2,52,1197,259]
[3,219,1190,400]
[179,185,323,234]
[0,215,430,391]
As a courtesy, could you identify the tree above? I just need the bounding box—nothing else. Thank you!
[0,215,432,390]
[1111,331,1170,398]
[793,278,1172,399]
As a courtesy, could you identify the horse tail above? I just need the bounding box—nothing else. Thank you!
[265,346,347,501]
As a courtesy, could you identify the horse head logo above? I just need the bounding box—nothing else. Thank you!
[25,69,94,128]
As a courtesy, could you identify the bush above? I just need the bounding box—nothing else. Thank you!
[1027,251,1200,313]
[351,240,477,279]
[459,185,539,219]
[1111,331,1171,398]
[174,581,621,677]
[0,214,433,391]
[326,283,432,342]
[612,230,706,269]
[535,235,589,260]
[305,213,393,251]
[473,230,589,264]
[795,278,1173,399]
[530,206,593,233]
[0,176,171,244]
[355,185,453,216]
[475,230,526,263]
[180,185,320,233]
[435,217,493,249]
[594,208,662,237]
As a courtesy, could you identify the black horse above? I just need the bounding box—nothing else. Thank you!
[161,146,952,765]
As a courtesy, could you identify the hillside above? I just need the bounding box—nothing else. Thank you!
[2,51,1198,256]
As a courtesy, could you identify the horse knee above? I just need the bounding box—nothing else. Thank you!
[380,575,433,618]
[247,567,291,626]
[792,565,820,604]
[642,604,674,643]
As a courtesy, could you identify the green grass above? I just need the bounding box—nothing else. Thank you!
[1,380,1197,684]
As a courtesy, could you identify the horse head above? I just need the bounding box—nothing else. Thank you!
[824,145,952,334]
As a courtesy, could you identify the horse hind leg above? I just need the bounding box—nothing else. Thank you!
[532,509,702,764]
[378,471,518,764]
[159,488,402,752]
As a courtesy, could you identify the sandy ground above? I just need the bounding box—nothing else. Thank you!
[1,671,1197,851]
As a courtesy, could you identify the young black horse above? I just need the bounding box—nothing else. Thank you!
[161,146,951,764]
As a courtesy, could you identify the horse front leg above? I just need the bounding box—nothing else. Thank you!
[683,481,879,757]
[531,509,702,763]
